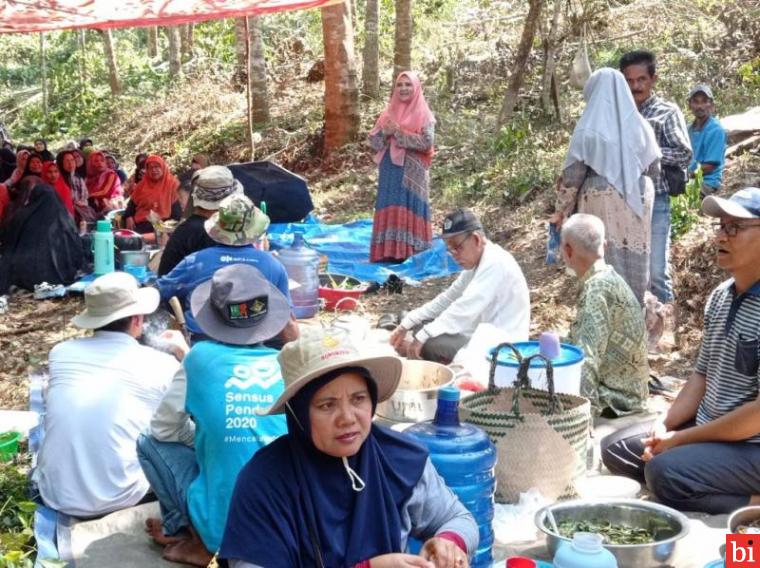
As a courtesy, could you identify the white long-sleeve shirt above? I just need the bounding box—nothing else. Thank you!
[401,240,530,344]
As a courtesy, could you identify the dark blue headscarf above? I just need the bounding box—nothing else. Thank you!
[220,367,429,567]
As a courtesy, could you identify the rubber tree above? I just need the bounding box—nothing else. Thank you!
[393,0,413,81]
[361,0,380,98]
[498,0,544,126]
[322,0,360,153]
[165,26,182,77]
[100,29,121,95]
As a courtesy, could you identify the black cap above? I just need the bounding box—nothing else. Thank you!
[440,208,483,238]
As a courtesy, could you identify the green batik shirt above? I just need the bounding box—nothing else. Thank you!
[568,260,649,417]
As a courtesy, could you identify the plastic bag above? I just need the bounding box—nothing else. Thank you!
[569,38,592,90]
[545,222,561,265]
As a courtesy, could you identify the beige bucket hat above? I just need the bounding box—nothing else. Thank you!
[204,193,270,246]
[192,165,243,210]
[71,272,159,329]
[262,326,403,415]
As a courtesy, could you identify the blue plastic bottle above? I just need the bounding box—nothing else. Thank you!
[553,533,618,568]
[277,231,320,318]
[93,220,115,276]
[404,387,497,567]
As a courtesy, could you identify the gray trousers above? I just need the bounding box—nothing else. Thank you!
[601,420,760,514]
[412,323,468,365]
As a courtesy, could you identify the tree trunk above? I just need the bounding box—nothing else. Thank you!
[233,18,248,90]
[40,33,48,118]
[498,0,544,126]
[180,24,194,59]
[322,0,360,153]
[249,16,270,123]
[77,29,87,85]
[541,0,563,120]
[165,26,182,77]
[100,29,121,95]
[393,0,413,81]
[361,0,380,98]
[147,27,158,58]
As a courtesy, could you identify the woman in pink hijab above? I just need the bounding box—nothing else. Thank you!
[368,71,435,263]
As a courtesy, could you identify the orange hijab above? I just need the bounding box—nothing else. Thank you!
[370,71,436,167]
[130,155,179,223]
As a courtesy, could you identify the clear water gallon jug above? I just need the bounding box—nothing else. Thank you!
[93,220,115,276]
[404,386,497,567]
[277,231,319,318]
[553,533,618,568]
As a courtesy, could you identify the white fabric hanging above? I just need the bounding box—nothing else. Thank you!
[563,67,661,218]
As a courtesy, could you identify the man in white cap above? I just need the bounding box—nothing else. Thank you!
[602,188,760,514]
[157,193,297,344]
[158,165,244,276]
[33,272,185,517]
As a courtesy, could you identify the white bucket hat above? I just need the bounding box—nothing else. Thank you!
[262,326,402,415]
[192,165,244,210]
[71,272,159,329]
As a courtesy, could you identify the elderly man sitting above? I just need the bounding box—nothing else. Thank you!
[390,208,530,364]
[561,214,649,417]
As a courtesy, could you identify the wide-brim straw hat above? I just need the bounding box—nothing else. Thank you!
[261,326,402,415]
[71,272,159,329]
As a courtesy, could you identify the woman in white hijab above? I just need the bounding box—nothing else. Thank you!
[551,68,661,304]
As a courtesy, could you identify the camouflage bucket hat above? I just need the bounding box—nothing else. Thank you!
[204,194,270,246]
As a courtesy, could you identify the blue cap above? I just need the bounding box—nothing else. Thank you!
[438,386,460,402]
[703,187,760,219]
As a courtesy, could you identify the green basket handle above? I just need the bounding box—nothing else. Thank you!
[487,342,522,391]
[512,353,563,416]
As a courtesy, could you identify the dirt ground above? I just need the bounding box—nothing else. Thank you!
[0,201,724,411]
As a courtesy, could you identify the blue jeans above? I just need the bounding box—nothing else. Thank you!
[136,434,199,536]
[650,191,674,303]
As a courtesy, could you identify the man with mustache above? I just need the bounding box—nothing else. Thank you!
[620,50,692,351]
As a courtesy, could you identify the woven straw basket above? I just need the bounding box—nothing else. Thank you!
[460,343,591,503]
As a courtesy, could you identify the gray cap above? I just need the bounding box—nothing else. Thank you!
[688,84,714,101]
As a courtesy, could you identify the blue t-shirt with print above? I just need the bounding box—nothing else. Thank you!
[688,115,727,189]
[156,245,292,335]
[184,340,287,551]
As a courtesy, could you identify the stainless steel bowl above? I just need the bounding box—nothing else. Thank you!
[376,360,453,423]
[120,250,151,267]
[728,505,760,533]
[535,499,690,567]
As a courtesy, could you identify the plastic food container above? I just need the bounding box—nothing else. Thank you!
[0,431,21,462]
[318,274,368,311]
[490,341,584,394]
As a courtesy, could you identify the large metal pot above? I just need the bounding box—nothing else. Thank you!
[535,499,690,567]
[376,360,453,423]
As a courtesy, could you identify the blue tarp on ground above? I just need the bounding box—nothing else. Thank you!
[268,219,462,284]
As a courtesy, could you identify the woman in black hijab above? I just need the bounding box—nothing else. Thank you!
[0,183,83,294]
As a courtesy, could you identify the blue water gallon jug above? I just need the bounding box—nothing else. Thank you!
[404,387,496,568]
[93,220,115,276]
[553,533,618,568]
[277,231,319,318]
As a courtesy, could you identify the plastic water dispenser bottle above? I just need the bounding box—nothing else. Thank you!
[404,386,496,567]
[553,533,618,568]
[277,231,320,318]
[93,220,115,276]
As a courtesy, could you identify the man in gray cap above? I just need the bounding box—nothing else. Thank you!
[34,272,185,517]
[158,165,244,276]
[139,264,291,566]
[687,84,727,197]
[389,208,530,363]
[602,188,760,514]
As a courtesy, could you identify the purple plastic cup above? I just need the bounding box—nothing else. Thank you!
[538,332,561,360]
